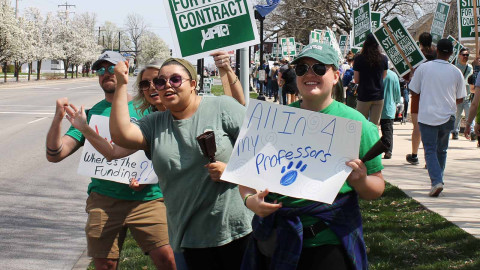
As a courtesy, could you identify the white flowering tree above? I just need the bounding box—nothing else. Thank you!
[70,12,102,77]
[137,31,170,66]
[0,0,18,82]
[24,8,60,80]
[10,17,36,81]
[55,12,101,79]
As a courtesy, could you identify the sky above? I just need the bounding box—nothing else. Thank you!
[18,0,177,54]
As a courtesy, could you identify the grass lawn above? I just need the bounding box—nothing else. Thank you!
[88,87,480,269]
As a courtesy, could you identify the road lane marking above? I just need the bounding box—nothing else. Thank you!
[0,112,54,115]
[28,117,48,124]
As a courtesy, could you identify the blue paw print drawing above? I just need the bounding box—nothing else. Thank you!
[280,161,307,186]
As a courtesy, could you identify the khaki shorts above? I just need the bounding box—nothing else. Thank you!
[85,192,169,259]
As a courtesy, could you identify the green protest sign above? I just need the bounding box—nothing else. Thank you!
[447,35,464,63]
[353,1,371,47]
[273,43,282,58]
[281,37,296,56]
[164,0,259,59]
[371,11,382,30]
[339,35,348,54]
[310,31,321,44]
[373,16,426,77]
[351,47,361,54]
[457,0,480,41]
[431,2,450,44]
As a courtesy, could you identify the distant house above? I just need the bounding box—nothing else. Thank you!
[20,60,69,74]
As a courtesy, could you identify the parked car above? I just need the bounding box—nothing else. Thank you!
[133,68,140,76]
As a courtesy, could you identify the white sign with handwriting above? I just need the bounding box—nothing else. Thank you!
[222,99,362,204]
[77,115,158,184]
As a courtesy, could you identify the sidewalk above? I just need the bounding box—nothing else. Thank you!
[383,121,480,238]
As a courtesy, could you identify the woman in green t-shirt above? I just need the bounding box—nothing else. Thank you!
[240,43,385,270]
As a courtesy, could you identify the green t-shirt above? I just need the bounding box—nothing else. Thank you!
[66,99,162,201]
[267,100,384,247]
[137,95,253,252]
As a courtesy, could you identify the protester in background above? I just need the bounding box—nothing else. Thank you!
[45,51,176,270]
[271,62,280,103]
[380,69,401,159]
[263,60,272,98]
[277,58,290,105]
[109,57,252,270]
[452,47,475,140]
[409,39,465,197]
[282,63,298,104]
[354,33,389,125]
[343,53,357,108]
[465,73,480,147]
[240,43,384,270]
[406,32,437,165]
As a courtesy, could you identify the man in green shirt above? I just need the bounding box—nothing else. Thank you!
[45,51,175,270]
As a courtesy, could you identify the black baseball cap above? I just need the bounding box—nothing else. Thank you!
[436,39,453,54]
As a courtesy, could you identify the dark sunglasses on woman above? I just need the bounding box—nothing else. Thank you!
[139,80,155,91]
[153,75,189,90]
[96,66,115,76]
[295,63,328,77]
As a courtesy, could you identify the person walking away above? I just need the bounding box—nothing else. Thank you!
[45,51,175,270]
[271,62,280,102]
[380,69,401,159]
[406,32,437,165]
[353,33,388,125]
[408,39,465,197]
[277,58,290,105]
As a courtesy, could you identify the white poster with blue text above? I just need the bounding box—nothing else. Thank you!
[222,99,362,204]
[77,115,158,185]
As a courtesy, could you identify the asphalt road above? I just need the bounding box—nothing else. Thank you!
[0,78,130,269]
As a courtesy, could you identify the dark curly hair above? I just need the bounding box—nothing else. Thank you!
[360,33,383,68]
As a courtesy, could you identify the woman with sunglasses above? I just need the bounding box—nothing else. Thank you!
[353,33,389,125]
[240,43,385,270]
[109,55,252,270]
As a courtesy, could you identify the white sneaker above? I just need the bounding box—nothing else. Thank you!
[429,183,444,197]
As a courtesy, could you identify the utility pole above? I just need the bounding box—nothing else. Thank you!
[58,1,75,20]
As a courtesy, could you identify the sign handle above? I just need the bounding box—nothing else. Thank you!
[474,0,479,57]
[382,21,413,72]
[219,69,232,96]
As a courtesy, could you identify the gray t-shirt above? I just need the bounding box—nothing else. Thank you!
[137,95,252,252]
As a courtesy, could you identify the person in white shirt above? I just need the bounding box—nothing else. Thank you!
[409,39,466,197]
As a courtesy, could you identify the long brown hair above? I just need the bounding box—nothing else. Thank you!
[361,33,383,68]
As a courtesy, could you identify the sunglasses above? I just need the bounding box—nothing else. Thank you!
[96,66,115,76]
[153,75,189,90]
[461,54,470,57]
[139,80,154,91]
[295,63,328,77]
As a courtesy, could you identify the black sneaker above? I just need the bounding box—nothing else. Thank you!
[471,132,477,141]
[452,133,458,140]
[406,154,419,165]
[383,152,392,159]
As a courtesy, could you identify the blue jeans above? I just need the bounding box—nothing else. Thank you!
[419,116,455,187]
[453,99,473,134]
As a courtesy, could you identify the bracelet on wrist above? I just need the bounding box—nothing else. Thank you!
[243,194,254,206]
